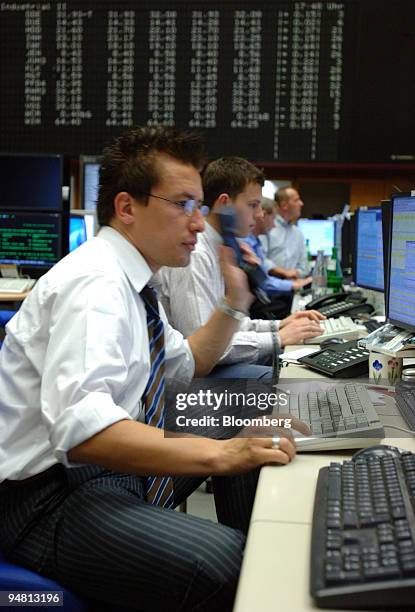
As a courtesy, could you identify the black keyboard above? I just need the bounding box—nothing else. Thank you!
[396,389,415,430]
[311,450,415,608]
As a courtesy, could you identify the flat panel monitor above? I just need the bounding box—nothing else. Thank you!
[80,156,101,211]
[0,154,63,211]
[355,207,384,292]
[388,193,415,333]
[381,200,391,318]
[0,211,65,272]
[69,210,97,252]
[297,219,335,256]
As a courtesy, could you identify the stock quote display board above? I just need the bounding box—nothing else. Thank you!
[1,0,414,162]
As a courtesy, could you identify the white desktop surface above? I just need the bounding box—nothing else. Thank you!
[234,345,415,612]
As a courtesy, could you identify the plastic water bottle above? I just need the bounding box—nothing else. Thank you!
[312,250,327,298]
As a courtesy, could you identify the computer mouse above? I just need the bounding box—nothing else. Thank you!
[352,444,402,461]
[320,337,347,348]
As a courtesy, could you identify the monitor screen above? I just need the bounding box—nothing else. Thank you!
[355,207,384,291]
[0,154,63,211]
[388,194,415,332]
[297,219,335,256]
[69,211,96,251]
[81,157,101,211]
[0,211,63,269]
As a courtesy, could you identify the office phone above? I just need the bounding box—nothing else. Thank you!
[218,206,269,304]
[306,291,374,318]
[298,339,370,377]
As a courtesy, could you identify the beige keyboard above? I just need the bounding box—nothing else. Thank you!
[304,315,361,344]
[0,278,36,293]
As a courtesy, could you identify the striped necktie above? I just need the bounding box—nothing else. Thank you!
[141,286,174,509]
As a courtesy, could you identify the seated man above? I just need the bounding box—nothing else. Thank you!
[260,187,310,279]
[242,196,312,319]
[158,156,323,379]
[0,128,299,611]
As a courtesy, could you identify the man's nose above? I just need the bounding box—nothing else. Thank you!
[189,208,205,232]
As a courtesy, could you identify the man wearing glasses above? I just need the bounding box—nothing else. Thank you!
[0,127,298,611]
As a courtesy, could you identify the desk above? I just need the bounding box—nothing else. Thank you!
[234,350,415,612]
[0,291,29,302]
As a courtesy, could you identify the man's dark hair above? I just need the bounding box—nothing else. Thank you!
[97,126,206,226]
[202,157,264,207]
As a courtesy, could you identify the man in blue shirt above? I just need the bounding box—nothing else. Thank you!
[242,197,311,318]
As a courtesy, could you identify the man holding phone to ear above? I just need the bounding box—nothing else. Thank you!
[158,156,324,379]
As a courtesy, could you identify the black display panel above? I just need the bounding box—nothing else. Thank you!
[0,1,414,163]
[0,154,63,211]
[0,211,65,271]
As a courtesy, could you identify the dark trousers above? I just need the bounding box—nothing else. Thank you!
[0,405,260,611]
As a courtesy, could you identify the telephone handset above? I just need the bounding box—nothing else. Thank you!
[306,292,374,318]
[217,206,270,304]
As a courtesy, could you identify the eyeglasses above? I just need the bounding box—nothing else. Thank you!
[140,193,209,217]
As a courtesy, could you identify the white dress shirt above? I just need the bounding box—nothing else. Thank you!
[0,227,194,482]
[259,215,310,278]
[156,221,280,366]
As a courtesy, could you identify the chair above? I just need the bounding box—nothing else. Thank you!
[0,548,87,611]
[0,310,16,328]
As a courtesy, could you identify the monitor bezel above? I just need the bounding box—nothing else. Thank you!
[353,206,384,292]
[388,192,415,333]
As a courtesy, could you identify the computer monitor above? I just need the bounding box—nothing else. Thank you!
[381,200,391,317]
[69,210,97,252]
[354,207,384,292]
[0,211,66,273]
[80,156,101,211]
[388,193,415,333]
[0,154,63,211]
[297,219,335,256]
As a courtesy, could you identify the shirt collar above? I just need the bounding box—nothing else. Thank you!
[204,219,224,246]
[276,214,290,228]
[98,226,153,293]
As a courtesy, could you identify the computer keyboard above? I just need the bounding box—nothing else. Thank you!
[275,383,384,442]
[311,450,415,608]
[0,278,35,293]
[304,316,362,345]
[395,388,415,431]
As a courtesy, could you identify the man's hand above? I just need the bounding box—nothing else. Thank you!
[281,268,299,280]
[238,241,261,266]
[219,245,254,314]
[214,435,296,474]
[278,318,323,346]
[292,276,312,290]
[280,309,326,327]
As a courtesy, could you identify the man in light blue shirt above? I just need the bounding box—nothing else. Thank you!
[259,188,311,279]
[242,197,311,318]
[242,197,311,296]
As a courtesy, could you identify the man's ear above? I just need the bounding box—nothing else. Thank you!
[211,193,231,212]
[113,192,135,225]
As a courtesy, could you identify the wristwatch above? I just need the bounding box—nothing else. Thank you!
[219,299,247,321]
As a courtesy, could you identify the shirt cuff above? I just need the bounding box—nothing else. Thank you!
[50,392,133,467]
[257,331,281,362]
